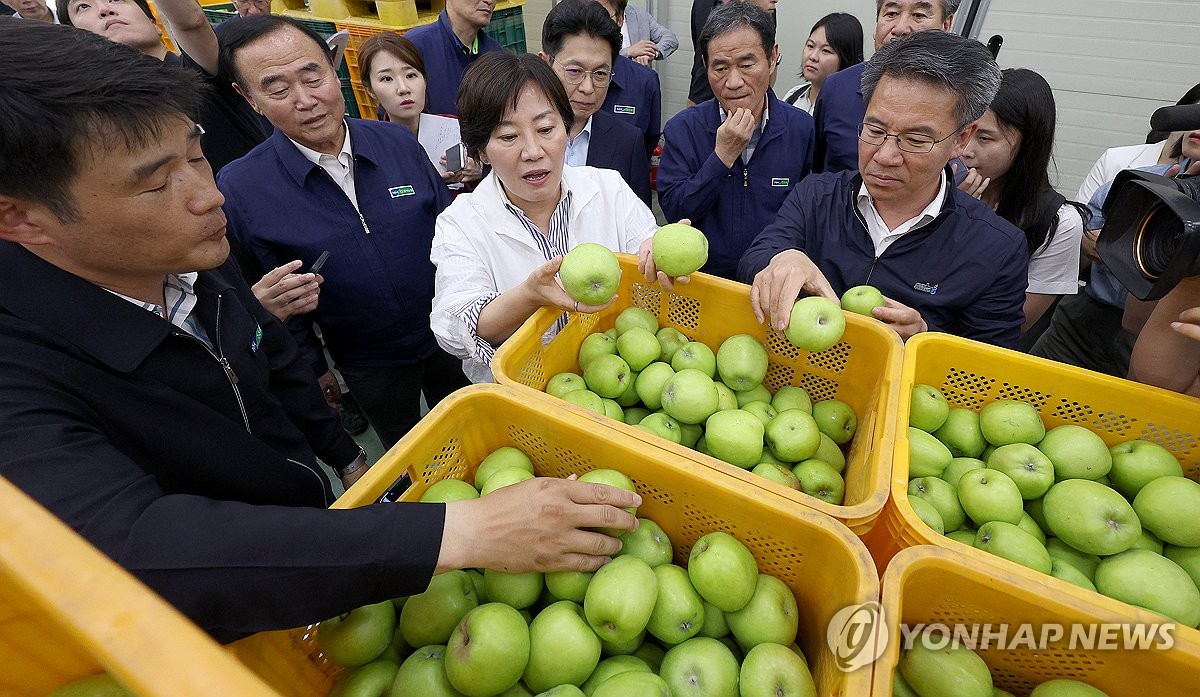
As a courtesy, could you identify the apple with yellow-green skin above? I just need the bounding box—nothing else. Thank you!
[840,285,885,317]
[523,601,601,692]
[584,556,658,644]
[474,447,534,490]
[687,531,758,612]
[318,600,397,668]
[652,223,709,277]
[898,629,993,697]
[715,334,769,391]
[560,242,620,305]
[445,603,531,697]
[391,646,462,697]
[738,642,817,697]
[784,296,845,353]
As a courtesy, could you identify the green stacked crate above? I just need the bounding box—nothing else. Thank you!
[485,5,526,53]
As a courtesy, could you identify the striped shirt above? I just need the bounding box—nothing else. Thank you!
[106,273,213,350]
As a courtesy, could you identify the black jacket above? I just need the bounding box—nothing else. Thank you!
[586,109,653,206]
[0,244,444,642]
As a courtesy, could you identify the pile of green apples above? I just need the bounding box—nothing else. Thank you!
[906,385,1200,628]
[317,448,819,697]
[540,306,858,507]
[893,628,1115,697]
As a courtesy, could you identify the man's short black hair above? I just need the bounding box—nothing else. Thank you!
[218,14,334,90]
[57,0,155,27]
[542,0,621,63]
[699,1,775,63]
[0,18,203,222]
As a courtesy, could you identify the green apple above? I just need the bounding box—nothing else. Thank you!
[1109,440,1184,498]
[1095,549,1200,627]
[1133,476,1200,546]
[772,385,812,414]
[584,556,658,643]
[615,370,642,408]
[974,521,1052,573]
[735,384,773,407]
[934,408,987,458]
[421,478,480,502]
[399,571,479,647]
[604,328,618,339]
[719,635,743,661]
[1043,479,1141,556]
[1131,529,1165,554]
[741,400,778,426]
[705,409,765,468]
[892,671,920,697]
[687,531,758,612]
[318,601,397,668]
[909,427,953,478]
[583,353,634,399]
[536,686,585,697]
[634,362,675,410]
[578,332,619,371]
[738,642,816,697]
[1025,497,1049,532]
[784,296,845,353]
[661,368,720,424]
[631,641,666,671]
[792,459,845,504]
[697,601,729,638]
[483,570,543,609]
[546,570,593,603]
[840,284,885,317]
[379,622,412,664]
[660,637,740,697]
[615,306,659,335]
[1039,425,1112,481]
[1029,679,1111,697]
[618,518,674,568]
[909,496,945,534]
[445,603,531,697]
[624,407,652,425]
[764,409,821,462]
[498,682,534,697]
[671,341,717,377]
[580,655,652,696]
[465,570,488,604]
[636,413,683,444]
[910,384,950,433]
[987,443,1054,500]
[560,243,620,305]
[898,629,993,697]
[1045,538,1100,581]
[811,399,857,445]
[600,631,644,656]
[646,564,705,645]
[524,601,602,692]
[909,476,966,532]
[726,574,799,649]
[978,400,1045,446]
[475,447,535,491]
[563,389,605,414]
[546,372,587,399]
[813,433,847,473]
[957,468,1024,525]
[480,467,536,496]
[591,671,671,697]
[601,399,625,422]
[1050,559,1097,592]
[616,327,662,372]
[713,382,738,411]
[758,449,788,466]
[47,675,132,697]
[715,334,769,391]
[946,529,976,545]
[656,327,690,363]
[579,469,638,535]
[1164,545,1200,590]
[940,457,985,488]
[1017,512,1047,545]
[328,658,399,697]
[753,462,802,489]
[652,222,709,276]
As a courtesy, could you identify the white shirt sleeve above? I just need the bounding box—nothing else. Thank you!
[1027,204,1084,295]
[429,207,503,371]
[615,176,659,254]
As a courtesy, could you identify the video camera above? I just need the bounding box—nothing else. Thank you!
[1098,103,1200,300]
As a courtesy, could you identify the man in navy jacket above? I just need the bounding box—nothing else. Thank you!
[404,0,504,115]
[659,1,813,280]
[813,0,958,173]
[218,16,468,447]
[0,20,639,642]
[601,53,662,159]
[739,31,1027,349]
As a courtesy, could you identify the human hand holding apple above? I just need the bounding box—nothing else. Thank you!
[642,220,703,292]
[520,256,616,316]
[869,297,928,341]
[748,250,838,332]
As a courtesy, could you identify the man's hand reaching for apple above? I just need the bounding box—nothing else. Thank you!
[872,297,928,340]
[435,477,641,574]
[749,250,838,332]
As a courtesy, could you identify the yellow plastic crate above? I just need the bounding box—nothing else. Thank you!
[862,333,1200,633]
[231,384,879,696]
[871,546,1200,696]
[491,254,903,536]
[0,477,281,697]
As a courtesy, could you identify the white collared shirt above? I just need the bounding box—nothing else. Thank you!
[564,116,594,167]
[289,123,358,211]
[856,172,947,257]
[718,99,770,164]
[105,272,212,349]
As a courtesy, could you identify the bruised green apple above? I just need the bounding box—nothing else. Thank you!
[399,570,479,647]
[615,306,659,335]
[1095,549,1200,627]
[935,408,987,458]
[618,518,674,568]
[974,521,1052,574]
[738,642,817,697]
[445,603,531,697]
[421,478,480,503]
[785,296,845,353]
[772,385,812,414]
[560,243,620,305]
[909,383,950,433]
[524,601,602,692]
[652,222,709,277]
[705,409,765,468]
[1132,475,1200,547]
[584,556,658,644]
[475,447,534,490]
[318,601,397,668]
[646,564,705,645]
[660,637,740,697]
[978,400,1044,447]
[1043,479,1141,556]
[578,332,619,371]
[715,334,769,391]
[1039,425,1111,481]
[909,427,953,478]
[957,468,1024,525]
[898,629,993,697]
[687,531,758,612]
[391,646,461,697]
[726,574,799,649]
[1109,439,1184,498]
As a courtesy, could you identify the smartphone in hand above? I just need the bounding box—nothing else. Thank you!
[445,143,467,173]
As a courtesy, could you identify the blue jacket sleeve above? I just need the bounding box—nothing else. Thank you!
[737,183,811,283]
[955,240,1028,349]
[657,114,732,224]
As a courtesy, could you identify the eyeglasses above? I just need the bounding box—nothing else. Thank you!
[857,122,960,154]
[550,56,612,87]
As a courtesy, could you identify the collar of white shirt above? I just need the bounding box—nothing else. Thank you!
[565,115,595,167]
[103,272,212,347]
[856,171,948,258]
[289,122,359,207]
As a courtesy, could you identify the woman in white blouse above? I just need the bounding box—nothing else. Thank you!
[430,52,685,383]
[780,13,863,115]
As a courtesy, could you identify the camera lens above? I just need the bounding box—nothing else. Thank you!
[1134,203,1185,279]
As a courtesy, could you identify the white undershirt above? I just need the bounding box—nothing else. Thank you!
[289,123,358,211]
[856,172,947,257]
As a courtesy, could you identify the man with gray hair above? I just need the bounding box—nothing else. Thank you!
[738,31,1029,349]
[814,0,959,173]
[658,1,813,279]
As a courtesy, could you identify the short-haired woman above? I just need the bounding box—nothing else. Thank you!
[781,13,864,114]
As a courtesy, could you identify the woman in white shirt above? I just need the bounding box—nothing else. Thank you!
[357,32,482,187]
[780,13,863,115]
[430,52,684,383]
[961,68,1088,335]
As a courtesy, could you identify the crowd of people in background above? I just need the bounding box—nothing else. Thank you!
[2,0,1200,645]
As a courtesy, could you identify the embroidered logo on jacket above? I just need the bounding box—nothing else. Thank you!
[249,325,263,353]
[388,185,415,198]
[771,178,790,187]
[913,282,939,295]
[613,105,636,115]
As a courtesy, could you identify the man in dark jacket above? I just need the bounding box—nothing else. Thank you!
[0,20,638,643]
[739,31,1028,349]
